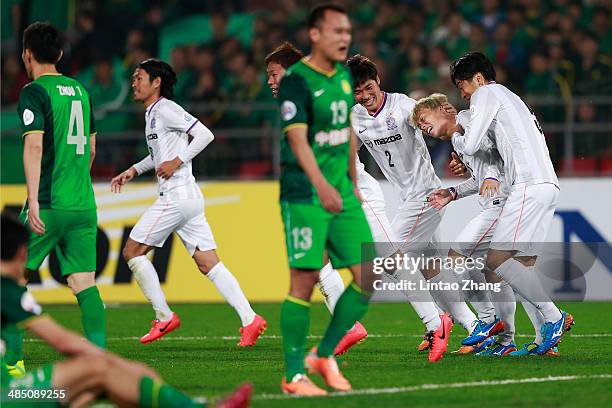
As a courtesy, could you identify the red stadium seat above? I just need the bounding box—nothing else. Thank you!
[560,157,597,176]
[238,160,273,179]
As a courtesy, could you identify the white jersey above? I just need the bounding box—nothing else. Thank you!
[144,97,202,198]
[352,92,442,202]
[452,110,510,209]
[458,83,558,188]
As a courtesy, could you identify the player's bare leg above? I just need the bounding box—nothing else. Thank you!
[123,238,179,343]
[66,271,106,348]
[193,248,266,346]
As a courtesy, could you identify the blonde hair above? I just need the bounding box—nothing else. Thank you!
[411,93,449,127]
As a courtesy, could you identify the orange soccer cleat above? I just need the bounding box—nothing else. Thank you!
[305,348,351,391]
[238,314,267,347]
[428,313,453,362]
[334,321,368,356]
[140,312,181,344]
[281,374,328,396]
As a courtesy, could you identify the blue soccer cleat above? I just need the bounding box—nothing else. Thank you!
[536,311,574,355]
[476,341,517,356]
[510,342,561,356]
[454,336,495,354]
[461,318,505,346]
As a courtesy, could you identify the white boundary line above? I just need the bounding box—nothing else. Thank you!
[23,333,611,342]
[254,374,612,400]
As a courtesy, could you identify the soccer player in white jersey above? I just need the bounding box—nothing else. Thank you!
[110,59,267,346]
[414,93,560,357]
[347,55,480,347]
[448,52,574,354]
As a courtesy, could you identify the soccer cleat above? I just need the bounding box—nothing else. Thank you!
[454,336,495,354]
[140,313,181,344]
[417,331,431,352]
[510,342,561,356]
[428,313,453,362]
[238,314,267,347]
[334,321,368,356]
[5,360,26,378]
[281,374,327,396]
[305,348,351,391]
[476,341,517,356]
[536,311,574,355]
[215,383,253,408]
[461,318,505,346]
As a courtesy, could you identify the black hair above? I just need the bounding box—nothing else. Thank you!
[308,3,347,29]
[450,52,496,85]
[138,59,177,99]
[22,22,65,64]
[1,214,30,262]
[346,54,378,87]
[265,42,304,69]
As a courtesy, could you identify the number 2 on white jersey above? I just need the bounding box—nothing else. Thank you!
[67,100,86,155]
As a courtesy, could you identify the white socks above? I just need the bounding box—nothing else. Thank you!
[318,262,346,313]
[464,268,496,323]
[522,300,546,344]
[128,256,173,322]
[491,280,516,346]
[207,262,256,327]
[428,272,477,333]
[391,267,441,332]
[494,258,562,322]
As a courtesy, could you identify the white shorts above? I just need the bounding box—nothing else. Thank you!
[392,200,444,255]
[130,196,217,256]
[490,183,559,253]
[453,205,504,258]
[359,178,399,257]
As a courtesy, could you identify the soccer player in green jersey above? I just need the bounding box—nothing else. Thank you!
[15,22,106,353]
[277,4,374,395]
[0,215,252,408]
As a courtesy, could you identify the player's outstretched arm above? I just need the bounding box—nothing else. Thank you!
[287,127,343,213]
[23,132,45,235]
[26,315,103,356]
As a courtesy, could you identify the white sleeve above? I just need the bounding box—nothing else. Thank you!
[454,177,479,199]
[160,104,200,133]
[459,87,500,156]
[133,155,154,175]
[177,121,214,163]
[484,162,501,181]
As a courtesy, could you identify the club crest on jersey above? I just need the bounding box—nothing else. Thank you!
[365,140,373,148]
[281,101,297,121]
[184,114,193,123]
[385,114,398,130]
[341,79,351,94]
[150,117,156,129]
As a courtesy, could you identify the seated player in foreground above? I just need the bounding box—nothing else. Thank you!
[265,41,367,357]
[413,93,559,356]
[111,59,266,346]
[0,215,252,408]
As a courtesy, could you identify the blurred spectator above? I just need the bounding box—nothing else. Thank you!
[479,0,505,36]
[1,54,29,105]
[573,33,612,95]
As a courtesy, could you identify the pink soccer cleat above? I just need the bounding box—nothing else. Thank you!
[238,314,267,347]
[140,312,181,344]
[334,321,368,356]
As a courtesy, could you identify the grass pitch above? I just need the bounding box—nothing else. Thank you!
[23,301,612,407]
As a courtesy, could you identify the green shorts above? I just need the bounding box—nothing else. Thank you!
[2,364,58,407]
[19,208,97,275]
[281,196,374,269]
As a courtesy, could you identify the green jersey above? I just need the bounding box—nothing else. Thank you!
[1,276,43,386]
[278,59,355,203]
[17,74,96,210]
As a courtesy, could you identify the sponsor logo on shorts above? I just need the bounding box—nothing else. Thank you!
[147,133,158,140]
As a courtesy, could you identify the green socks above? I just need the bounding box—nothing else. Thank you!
[76,286,106,348]
[3,325,24,365]
[139,376,202,408]
[317,282,370,357]
[280,296,311,381]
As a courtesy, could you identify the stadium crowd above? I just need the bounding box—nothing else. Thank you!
[1,0,610,174]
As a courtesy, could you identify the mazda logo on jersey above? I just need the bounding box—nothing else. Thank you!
[371,134,402,146]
